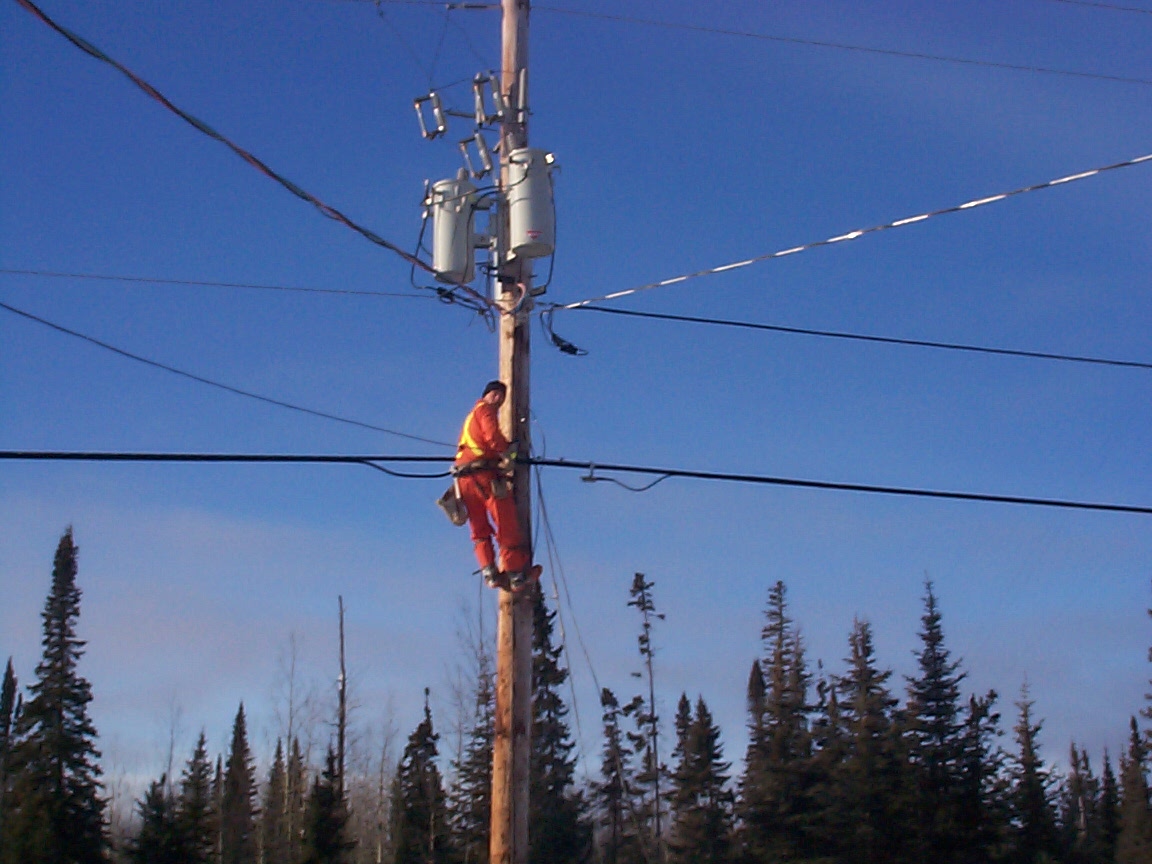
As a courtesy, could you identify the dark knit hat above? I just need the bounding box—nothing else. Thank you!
[482,380,507,397]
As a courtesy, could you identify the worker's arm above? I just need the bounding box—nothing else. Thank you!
[473,402,510,457]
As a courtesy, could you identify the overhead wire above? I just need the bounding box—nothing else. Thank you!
[0,300,454,448]
[3,450,1150,515]
[564,304,1152,372]
[1043,0,1152,14]
[366,0,1152,78]
[553,151,1152,310]
[531,5,1152,87]
[528,456,1152,515]
[13,0,435,276]
[0,268,441,300]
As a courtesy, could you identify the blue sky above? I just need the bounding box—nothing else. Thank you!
[2,0,1151,800]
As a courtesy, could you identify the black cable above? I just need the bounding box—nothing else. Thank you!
[4,450,1148,516]
[0,300,453,448]
[1043,0,1152,14]
[0,450,453,477]
[528,457,1152,516]
[0,268,437,300]
[14,0,435,274]
[532,5,1152,87]
[564,304,1152,372]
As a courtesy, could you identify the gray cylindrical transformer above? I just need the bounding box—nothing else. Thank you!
[506,148,554,259]
[430,176,477,284]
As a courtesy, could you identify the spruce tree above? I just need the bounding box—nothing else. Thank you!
[1116,716,1152,864]
[262,739,290,864]
[286,736,309,864]
[627,573,664,860]
[211,754,225,862]
[1100,751,1120,863]
[955,690,1009,863]
[131,774,183,864]
[1008,688,1057,864]
[903,580,966,862]
[529,593,591,864]
[737,580,814,863]
[1059,744,1100,864]
[0,658,17,843]
[390,693,454,864]
[449,646,494,864]
[834,618,903,864]
[667,695,732,864]
[221,703,258,864]
[2,528,106,864]
[302,746,355,864]
[595,688,643,864]
[177,731,216,864]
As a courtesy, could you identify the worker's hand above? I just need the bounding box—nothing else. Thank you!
[501,443,519,472]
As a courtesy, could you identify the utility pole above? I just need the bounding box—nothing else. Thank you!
[491,0,533,862]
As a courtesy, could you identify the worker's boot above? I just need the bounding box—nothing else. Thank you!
[481,565,502,589]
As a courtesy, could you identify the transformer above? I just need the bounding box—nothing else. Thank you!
[430,173,477,284]
[506,148,555,259]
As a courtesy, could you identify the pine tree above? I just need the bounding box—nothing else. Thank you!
[737,580,814,863]
[667,695,732,864]
[391,692,454,864]
[262,739,290,864]
[449,646,494,864]
[1008,687,1057,864]
[903,580,966,863]
[221,703,259,864]
[1116,716,1152,864]
[2,528,106,864]
[131,774,183,864]
[529,593,591,864]
[177,731,216,864]
[302,746,355,864]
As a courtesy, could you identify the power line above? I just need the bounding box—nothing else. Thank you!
[531,5,1152,87]
[555,151,1152,310]
[0,299,453,448]
[536,458,1152,516]
[565,304,1152,372]
[0,450,453,477]
[0,268,437,300]
[3,450,1149,515]
[1043,0,1152,14]
[367,0,1152,79]
[13,0,434,275]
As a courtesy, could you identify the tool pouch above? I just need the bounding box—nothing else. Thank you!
[437,479,468,526]
[490,473,511,499]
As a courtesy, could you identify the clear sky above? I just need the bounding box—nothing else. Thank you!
[2,0,1150,804]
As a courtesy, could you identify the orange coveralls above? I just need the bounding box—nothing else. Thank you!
[455,399,530,575]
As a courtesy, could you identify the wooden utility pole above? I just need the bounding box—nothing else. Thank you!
[490,0,533,863]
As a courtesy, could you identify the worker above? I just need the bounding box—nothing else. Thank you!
[454,380,532,588]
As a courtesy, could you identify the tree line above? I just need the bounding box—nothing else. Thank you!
[2,529,1151,863]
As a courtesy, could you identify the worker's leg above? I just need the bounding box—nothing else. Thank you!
[458,474,496,571]
[488,491,530,573]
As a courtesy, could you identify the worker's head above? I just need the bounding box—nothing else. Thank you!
[481,380,507,405]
